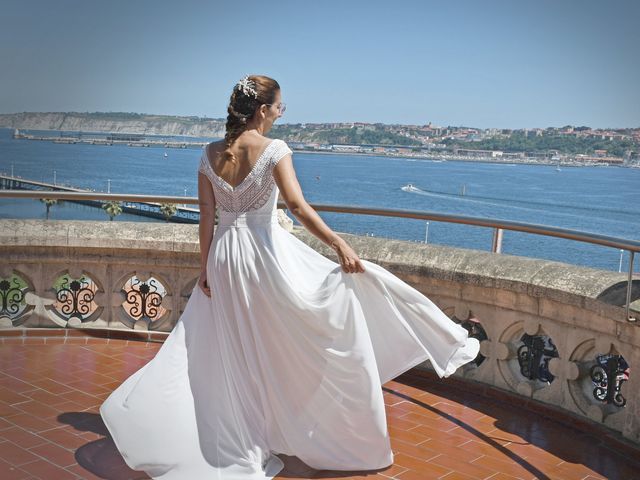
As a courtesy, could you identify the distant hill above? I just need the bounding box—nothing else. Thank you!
[0,112,227,137]
[0,112,422,146]
[271,124,421,146]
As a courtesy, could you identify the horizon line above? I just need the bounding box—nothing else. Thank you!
[0,111,638,131]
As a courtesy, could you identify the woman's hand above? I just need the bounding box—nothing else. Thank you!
[331,238,365,274]
[198,269,211,297]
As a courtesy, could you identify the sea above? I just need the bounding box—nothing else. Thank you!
[1,128,639,273]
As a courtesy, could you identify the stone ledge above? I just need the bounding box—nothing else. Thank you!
[1,219,635,315]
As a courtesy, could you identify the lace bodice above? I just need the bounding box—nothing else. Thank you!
[198,139,292,213]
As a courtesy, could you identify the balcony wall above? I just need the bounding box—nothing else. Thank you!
[1,219,639,446]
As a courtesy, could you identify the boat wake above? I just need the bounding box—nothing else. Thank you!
[400,183,421,193]
[400,184,639,221]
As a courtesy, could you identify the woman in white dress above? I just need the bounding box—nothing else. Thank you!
[100,75,480,480]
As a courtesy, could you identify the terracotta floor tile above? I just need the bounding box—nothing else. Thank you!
[56,390,101,406]
[37,427,88,450]
[409,424,471,446]
[0,457,32,480]
[64,462,109,479]
[0,377,37,394]
[390,437,439,461]
[0,417,16,431]
[439,472,478,480]
[18,459,79,480]
[28,379,72,395]
[485,473,521,480]
[12,400,61,419]
[0,440,41,466]
[0,427,49,449]
[462,440,524,463]
[0,338,638,480]
[387,425,430,445]
[429,453,496,479]
[0,400,26,417]
[4,413,60,434]
[21,389,68,407]
[471,454,539,480]
[28,442,76,468]
[0,389,29,405]
[393,452,452,476]
[377,462,409,478]
[395,463,451,479]
[418,441,482,464]
[386,416,422,431]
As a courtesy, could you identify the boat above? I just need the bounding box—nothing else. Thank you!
[164,152,168,158]
[401,183,419,192]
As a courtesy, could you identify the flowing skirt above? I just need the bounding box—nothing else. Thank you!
[100,215,480,479]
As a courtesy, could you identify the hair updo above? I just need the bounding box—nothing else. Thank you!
[222,75,280,164]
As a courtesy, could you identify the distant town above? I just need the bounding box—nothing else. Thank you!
[1,112,639,167]
[274,122,640,167]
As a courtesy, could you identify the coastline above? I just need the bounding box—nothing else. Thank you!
[4,128,629,168]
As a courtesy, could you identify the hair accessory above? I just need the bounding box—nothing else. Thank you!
[236,75,258,98]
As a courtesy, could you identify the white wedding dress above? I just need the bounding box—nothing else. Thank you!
[100,139,480,479]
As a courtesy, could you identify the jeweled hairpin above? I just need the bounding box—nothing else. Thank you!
[236,75,258,98]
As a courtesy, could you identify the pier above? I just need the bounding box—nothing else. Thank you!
[0,175,199,223]
[13,129,208,149]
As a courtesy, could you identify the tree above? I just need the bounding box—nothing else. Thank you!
[102,201,123,221]
[159,203,177,222]
[40,198,58,220]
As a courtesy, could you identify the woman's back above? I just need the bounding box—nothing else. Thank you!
[199,136,292,214]
[206,132,273,189]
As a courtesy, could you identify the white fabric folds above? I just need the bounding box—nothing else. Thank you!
[100,139,480,479]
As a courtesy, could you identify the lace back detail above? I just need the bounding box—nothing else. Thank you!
[198,139,292,213]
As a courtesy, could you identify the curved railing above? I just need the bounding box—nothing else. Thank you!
[1,189,639,320]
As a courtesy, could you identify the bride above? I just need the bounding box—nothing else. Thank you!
[100,75,480,479]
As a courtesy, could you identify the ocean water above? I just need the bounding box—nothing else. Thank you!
[1,128,638,272]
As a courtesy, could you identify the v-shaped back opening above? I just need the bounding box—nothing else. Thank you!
[205,139,275,191]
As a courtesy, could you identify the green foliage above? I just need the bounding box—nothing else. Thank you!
[445,131,634,156]
[39,198,58,220]
[159,203,177,222]
[102,201,123,221]
[270,125,421,146]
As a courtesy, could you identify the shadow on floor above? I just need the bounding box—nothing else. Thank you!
[58,412,389,480]
[58,412,150,480]
[392,372,640,480]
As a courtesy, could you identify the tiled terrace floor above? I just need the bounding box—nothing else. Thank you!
[1,335,639,480]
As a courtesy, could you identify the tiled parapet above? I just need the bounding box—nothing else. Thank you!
[1,218,639,447]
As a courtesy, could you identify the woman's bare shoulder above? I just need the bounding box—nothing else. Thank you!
[206,140,225,156]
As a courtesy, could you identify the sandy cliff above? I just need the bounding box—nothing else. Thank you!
[0,112,226,137]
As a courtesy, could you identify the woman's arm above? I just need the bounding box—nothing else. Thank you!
[273,154,365,273]
[198,172,216,295]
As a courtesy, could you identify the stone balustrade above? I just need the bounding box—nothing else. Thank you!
[1,218,639,446]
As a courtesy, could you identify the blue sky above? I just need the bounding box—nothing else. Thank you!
[1,0,638,128]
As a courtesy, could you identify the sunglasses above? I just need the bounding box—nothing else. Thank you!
[266,102,286,115]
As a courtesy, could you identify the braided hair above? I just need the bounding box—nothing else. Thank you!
[222,75,280,164]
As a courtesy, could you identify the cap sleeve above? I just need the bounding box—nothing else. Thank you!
[198,148,207,175]
[270,139,293,167]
